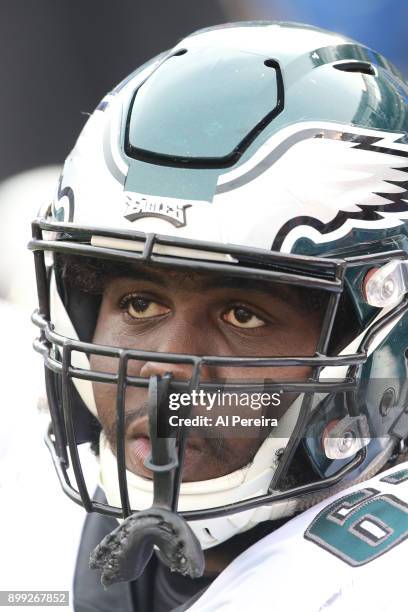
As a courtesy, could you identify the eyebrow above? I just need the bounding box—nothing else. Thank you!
[118,264,302,305]
[117,265,204,290]
[202,276,281,292]
[124,266,169,286]
[202,276,305,306]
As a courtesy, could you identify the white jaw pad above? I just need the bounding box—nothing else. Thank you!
[50,271,98,417]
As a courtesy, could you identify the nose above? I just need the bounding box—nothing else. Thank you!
[139,322,215,382]
[140,359,195,382]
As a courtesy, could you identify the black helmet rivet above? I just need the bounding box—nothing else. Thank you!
[379,388,396,417]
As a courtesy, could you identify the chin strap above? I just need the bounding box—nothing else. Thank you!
[89,374,204,588]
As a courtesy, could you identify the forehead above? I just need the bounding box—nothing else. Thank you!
[59,254,326,312]
[104,262,319,309]
[122,264,213,290]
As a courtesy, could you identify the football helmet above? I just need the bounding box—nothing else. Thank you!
[30,21,408,586]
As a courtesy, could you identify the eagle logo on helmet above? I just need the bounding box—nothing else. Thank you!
[216,124,408,253]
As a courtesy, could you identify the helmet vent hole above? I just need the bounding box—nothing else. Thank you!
[173,48,188,57]
[264,59,277,68]
[333,61,376,76]
[203,527,216,542]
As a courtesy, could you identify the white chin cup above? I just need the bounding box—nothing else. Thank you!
[98,397,303,550]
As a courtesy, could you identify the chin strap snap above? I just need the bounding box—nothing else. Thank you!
[89,374,205,588]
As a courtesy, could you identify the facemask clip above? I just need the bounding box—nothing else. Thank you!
[364,260,408,308]
[323,415,370,460]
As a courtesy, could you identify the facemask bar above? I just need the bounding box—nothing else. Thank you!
[144,373,178,511]
[37,320,364,509]
[116,352,131,517]
[30,218,408,521]
[37,301,408,520]
[31,218,348,288]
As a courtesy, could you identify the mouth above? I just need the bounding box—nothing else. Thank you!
[125,420,203,481]
[127,436,152,473]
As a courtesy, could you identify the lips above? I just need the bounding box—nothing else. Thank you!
[126,426,203,480]
[128,436,151,463]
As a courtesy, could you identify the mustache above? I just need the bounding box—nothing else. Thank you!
[104,401,230,463]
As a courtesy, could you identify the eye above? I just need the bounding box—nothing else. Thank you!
[121,295,170,320]
[222,306,266,329]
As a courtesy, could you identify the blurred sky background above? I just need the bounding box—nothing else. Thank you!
[0,0,407,310]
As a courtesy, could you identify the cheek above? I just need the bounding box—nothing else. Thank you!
[220,437,265,473]
[220,322,320,361]
[91,379,115,433]
[92,308,128,347]
[214,364,313,383]
[269,327,320,358]
[89,353,147,428]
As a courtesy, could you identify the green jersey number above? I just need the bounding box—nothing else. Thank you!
[304,469,408,566]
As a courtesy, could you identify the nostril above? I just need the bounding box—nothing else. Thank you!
[139,360,194,383]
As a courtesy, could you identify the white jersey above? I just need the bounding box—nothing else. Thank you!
[188,462,408,612]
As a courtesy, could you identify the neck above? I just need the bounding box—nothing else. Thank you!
[203,519,288,575]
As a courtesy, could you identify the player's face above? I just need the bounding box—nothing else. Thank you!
[90,265,323,482]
